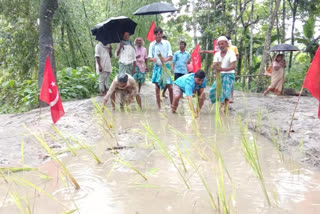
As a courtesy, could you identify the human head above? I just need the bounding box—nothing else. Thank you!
[179,41,186,51]
[123,32,130,41]
[134,37,145,47]
[194,70,206,85]
[117,73,128,88]
[154,27,163,43]
[162,35,167,40]
[217,36,229,52]
[275,54,284,61]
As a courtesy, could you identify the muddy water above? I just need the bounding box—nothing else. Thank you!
[1,109,320,214]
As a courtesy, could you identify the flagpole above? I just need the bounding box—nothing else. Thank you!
[288,86,304,137]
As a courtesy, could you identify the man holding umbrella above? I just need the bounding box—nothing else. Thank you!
[148,27,173,110]
[116,32,136,75]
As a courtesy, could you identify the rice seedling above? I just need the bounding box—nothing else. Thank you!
[269,120,284,161]
[69,137,102,164]
[51,126,77,156]
[60,209,78,214]
[168,125,232,182]
[92,98,117,142]
[141,121,190,189]
[9,191,31,214]
[175,142,187,173]
[168,125,209,161]
[8,175,65,206]
[25,126,80,189]
[0,168,37,173]
[178,140,218,210]
[215,159,231,214]
[115,156,147,181]
[238,116,271,206]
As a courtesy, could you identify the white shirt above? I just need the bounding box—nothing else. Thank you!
[213,50,237,74]
[116,43,136,65]
[95,42,112,74]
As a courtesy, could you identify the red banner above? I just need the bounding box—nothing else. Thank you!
[40,55,65,123]
[146,21,155,42]
[213,39,219,54]
[191,44,201,73]
[303,46,320,118]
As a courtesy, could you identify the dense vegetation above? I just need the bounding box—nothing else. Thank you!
[0,0,319,113]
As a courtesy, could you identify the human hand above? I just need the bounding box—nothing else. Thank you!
[119,42,124,49]
[136,55,141,59]
[99,66,103,73]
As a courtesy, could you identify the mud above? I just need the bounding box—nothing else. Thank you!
[1,108,320,213]
[230,91,320,168]
[0,82,319,170]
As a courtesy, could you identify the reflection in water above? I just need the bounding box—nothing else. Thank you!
[1,110,320,214]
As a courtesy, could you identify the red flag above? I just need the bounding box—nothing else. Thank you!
[40,55,65,123]
[213,39,219,54]
[191,44,201,73]
[146,21,155,42]
[303,46,320,118]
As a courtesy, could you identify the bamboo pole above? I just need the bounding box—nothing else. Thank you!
[288,86,304,137]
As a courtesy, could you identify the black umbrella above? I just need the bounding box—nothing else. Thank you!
[133,2,177,15]
[270,44,300,52]
[91,16,137,45]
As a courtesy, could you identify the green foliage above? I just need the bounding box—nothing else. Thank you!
[0,78,38,113]
[58,66,98,100]
[284,53,310,90]
[0,66,101,113]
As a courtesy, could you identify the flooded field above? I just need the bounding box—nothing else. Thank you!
[1,104,320,214]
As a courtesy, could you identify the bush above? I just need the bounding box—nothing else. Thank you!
[0,66,106,113]
[58,66,98,100]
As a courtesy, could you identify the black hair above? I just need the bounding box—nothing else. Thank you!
[226,36,231,40]
[154,27,163,34]
[194,70,206,79]
[118,73,128,83]
[180,41,187,47]
[162,35,167,40]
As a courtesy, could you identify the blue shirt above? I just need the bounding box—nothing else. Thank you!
[148,40,173,66]
[174,73,207,96]
[172,51,190,74]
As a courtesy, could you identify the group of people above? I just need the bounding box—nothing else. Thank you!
[98,27,207,116]
[96,26,286,116]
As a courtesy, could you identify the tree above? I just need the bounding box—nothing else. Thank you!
[38,0,58,90]
[257,0,281,92]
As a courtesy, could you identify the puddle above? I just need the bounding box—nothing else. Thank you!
[1,109,320,214]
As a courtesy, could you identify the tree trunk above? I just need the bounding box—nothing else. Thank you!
[38,0,58,89]
[282,0,286,43]
[249,0,254,89]
[257,0,281,92]
[289,0,298,71]
[192,0,197,46]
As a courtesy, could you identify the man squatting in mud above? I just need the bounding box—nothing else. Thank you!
[101,73,142,111]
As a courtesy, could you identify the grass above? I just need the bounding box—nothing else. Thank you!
[141,121,191,189]
[215,159,231,214]
[25,126,80,189]
[238,116,271,206]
